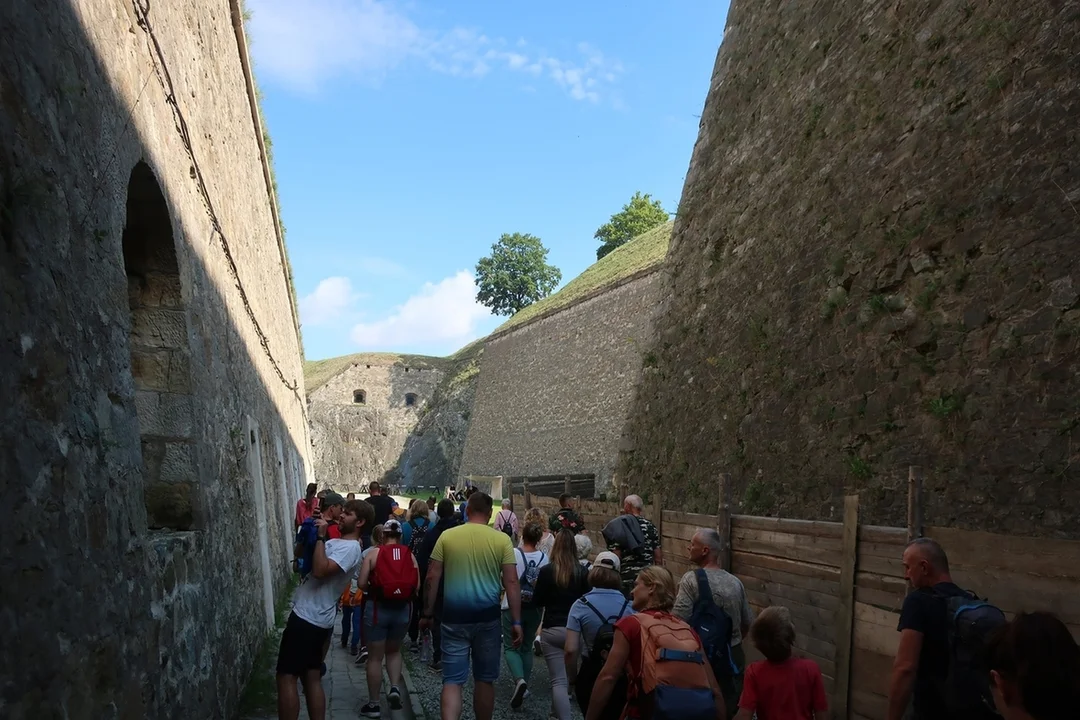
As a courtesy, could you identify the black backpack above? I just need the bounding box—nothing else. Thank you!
[575,596,631,720]
[498,511,515,539]
[687,569,738,678]
[935,588,1006,715]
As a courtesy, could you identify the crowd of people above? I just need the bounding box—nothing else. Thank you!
[278,484,1080,720]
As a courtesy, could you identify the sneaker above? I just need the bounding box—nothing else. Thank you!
[533,637,543,656]
[510,679,528,709]
[340,635,348,648]
[354,647,369,665]
[388,685,403,710]
[409,640,420,653]
[427,659,442,672]
[360,701,381,718]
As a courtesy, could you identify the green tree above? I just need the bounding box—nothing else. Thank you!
[594,191,670,259]
[475,233,562,316]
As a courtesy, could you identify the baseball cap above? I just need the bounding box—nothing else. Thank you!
[383,518,403,535]
[594,551,620,571]
[321,491,345,508]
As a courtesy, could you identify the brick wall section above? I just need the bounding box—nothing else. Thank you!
[1,1,313,717]
[309,359,446,490]
[618,0,1080,536]
[460,271,664,492]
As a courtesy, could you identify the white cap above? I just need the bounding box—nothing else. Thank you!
[594,551,620,571]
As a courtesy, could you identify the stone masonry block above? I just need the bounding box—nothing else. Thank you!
[158,442,195,484]
[135,391,193,439]
[130,308,188,349]
[131,348,171,392]
[166,350,191,393]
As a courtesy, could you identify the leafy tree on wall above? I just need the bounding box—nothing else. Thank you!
[475,233,562,316]
[594,191,670,259]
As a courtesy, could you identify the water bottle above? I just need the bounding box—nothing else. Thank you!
[420,629,432,664]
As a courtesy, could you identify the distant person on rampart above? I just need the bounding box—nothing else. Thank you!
[602,494,662,596]
[986,611,1080,720]
[673,528,754,716]
[550,493,586,534]
[276,499,372,720]
[736,606,828,720]
[421,492,522,720]
[888,538,1003,720]
[295,482,320,530]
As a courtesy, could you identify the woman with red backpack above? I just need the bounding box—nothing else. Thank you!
[586,565,726,720]
[352,519,420,718]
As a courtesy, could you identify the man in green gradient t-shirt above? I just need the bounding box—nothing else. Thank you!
[420,492,522,720]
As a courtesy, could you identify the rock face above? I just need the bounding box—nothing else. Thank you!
[308,357,446,491]
[0,1,312,717]
[619,1,1080,535]
[461,270,665,493]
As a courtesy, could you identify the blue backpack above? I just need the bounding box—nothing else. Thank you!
[935,588,1006,715]
[687,569,738,678]
[293,518,319,577]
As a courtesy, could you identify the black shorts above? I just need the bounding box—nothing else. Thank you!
[276,612,332,677]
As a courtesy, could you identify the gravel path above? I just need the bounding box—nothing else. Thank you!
[404,643,585,720]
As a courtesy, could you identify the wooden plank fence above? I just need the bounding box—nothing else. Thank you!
[513,468,1080,719]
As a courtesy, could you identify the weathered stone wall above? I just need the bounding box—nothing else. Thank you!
[308,359,445,491]
[619,0,1080,536]
[1,1,312,717]
[460,272,664,492]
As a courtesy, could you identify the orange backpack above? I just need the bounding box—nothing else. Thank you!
[631,612,716,720]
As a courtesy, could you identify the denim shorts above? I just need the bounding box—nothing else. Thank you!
[441,619,502,685]
[363,601,411,643]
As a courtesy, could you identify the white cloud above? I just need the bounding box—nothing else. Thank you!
[246,0,623,101]
[300,276,361,327]
[349,271,493,349]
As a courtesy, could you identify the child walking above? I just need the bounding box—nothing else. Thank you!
[736,606,829,720]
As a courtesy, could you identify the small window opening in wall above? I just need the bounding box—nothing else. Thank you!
[123,161,196,532]
[405,393,418,407]
[353,389,367,404]
[250,430,256,445]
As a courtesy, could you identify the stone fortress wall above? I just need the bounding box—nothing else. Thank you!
[1,1,313,717]
[308,357,446,491]
[617,0,1080,537]
[459,270,665,494]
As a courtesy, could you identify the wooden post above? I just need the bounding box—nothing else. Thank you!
[564,476,572,496]
[524,480,532,510]
[652,495,663,566]
[717,473,732,571]
[907,465,924,541]
[833,493,860,720]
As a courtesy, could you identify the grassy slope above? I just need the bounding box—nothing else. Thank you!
[303,221,672,391]
[303,352,449,393]
[494,220,673,334]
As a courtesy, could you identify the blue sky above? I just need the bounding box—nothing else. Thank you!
[247,0,730,360]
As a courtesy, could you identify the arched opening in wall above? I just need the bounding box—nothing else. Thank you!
[404,393,418,407]
[353,389,367,404]
[123,161,197,531]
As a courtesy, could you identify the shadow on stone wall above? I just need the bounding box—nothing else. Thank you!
[1,1,308,716]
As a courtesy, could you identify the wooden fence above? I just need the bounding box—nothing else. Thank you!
[513,471,1080,720]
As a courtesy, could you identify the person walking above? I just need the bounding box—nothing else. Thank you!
[494,499,519,544]
[735,606,828,720]
[353,525,384,666]
[602,495,662,596]
[565,551,634,718]
[295,482,320,530]
[533,528,591,720]
[503,521,548,709]
[888,538,1002,720]
[987,611,1080,720]
[364,481,395,527]
[276,500,373,720]
[353,519,419,718]
[587,565,725,720]
[575,534,593,570]
[673,528,755,716]
[403,499,432,651]
[416,499,458,671]
[420,492,523,720]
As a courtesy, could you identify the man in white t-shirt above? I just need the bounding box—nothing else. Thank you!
[277,499,374,720]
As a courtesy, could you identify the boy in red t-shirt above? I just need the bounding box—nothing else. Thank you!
[736,606,829,720]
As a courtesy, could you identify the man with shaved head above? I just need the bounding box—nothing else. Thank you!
[603,494,662,596]
[888,538,996,720]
